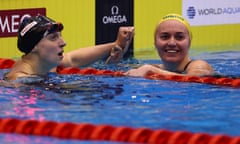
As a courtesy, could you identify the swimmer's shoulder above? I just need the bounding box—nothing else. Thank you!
[4,71,45,84]
[4,63,30,81]
[185,60,214,75]
[4,71,31,81]
[4,59,38,81]
[186,60,212,69]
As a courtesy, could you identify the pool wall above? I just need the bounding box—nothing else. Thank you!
[0,0,240,59]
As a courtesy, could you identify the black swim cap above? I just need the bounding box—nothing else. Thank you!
[17,15,64,54]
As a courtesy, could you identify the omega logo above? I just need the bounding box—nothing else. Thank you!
[102,5,127,24]
[111,5,119,15]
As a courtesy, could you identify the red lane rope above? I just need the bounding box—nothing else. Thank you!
[56,65,240,88]
[0,118,240,144]
[0,58,15,69]
[0,58,240,87]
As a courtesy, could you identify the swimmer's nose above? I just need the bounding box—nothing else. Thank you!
[60,43,66,48]
[168,37,176,46]
[59,37,66,48]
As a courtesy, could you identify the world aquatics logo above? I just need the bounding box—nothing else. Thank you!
[187,6,196,19]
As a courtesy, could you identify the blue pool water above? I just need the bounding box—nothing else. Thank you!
[0,51,240,143]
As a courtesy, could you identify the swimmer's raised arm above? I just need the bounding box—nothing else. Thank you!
[61,26,134,67]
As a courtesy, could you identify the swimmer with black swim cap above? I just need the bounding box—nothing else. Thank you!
[4,15,134,81]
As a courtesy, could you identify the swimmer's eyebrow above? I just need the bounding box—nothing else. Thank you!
[159,32,188,35]
[175,32,188,35]
[159,32,187,35]
[45,32,61,40]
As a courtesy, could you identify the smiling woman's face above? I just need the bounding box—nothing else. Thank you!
[154,20,191,64]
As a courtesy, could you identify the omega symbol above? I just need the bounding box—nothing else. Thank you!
[111,6,119,15]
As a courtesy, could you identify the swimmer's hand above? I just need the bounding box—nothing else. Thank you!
[124,64,179,77]
[105,26,134,64]
[124,65,157,77]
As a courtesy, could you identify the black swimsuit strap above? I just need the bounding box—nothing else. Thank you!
[183,60,193,72]
[170,60,193,74]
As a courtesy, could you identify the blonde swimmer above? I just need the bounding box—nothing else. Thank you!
[126,13,213,77]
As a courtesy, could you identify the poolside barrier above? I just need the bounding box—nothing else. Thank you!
[0,58,240,87]
[0,118,240,144]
